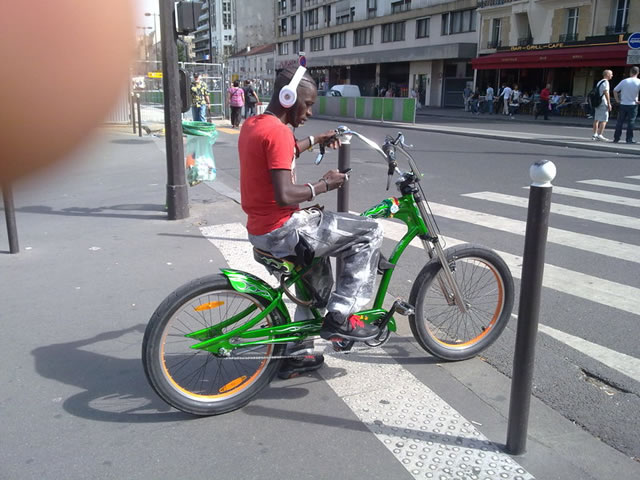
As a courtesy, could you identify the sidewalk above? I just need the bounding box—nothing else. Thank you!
[2,128,637,479]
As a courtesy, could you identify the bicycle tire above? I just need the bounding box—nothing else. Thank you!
[142,274,286,416]
[409,244,514,361]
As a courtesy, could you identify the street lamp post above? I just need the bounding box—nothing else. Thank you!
[136,26,153,60]
[144,12,160,62]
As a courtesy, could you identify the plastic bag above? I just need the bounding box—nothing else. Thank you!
[182,121,218,186]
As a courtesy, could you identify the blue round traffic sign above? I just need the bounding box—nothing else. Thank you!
[299,55,307,67]
[628,32,640,49]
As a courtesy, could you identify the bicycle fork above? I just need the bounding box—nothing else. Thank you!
[416,200,469,314]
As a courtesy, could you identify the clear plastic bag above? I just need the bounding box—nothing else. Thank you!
[182,121,218,186]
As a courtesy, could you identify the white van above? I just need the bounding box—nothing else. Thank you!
[327,85,361,97]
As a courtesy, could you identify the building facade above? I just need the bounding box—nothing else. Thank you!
[228,44,277,95]
[473,0,638,99]
[274,0,479,107]
[194,0,275,63]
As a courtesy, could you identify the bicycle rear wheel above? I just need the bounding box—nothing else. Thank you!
[409,244,514,361]
[142,274,285,416]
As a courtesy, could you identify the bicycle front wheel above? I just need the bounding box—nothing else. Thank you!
[409,244,514,361]
[142,274,286,416]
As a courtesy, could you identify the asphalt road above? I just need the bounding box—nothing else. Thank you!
[211,118,640,458]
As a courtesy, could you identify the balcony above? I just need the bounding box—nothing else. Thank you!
[559,33,578,42]
[606,24,628,35]
[487,39,502,49]
[517,36,533,46]
[478,0,514,7]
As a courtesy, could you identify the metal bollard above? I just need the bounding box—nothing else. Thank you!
[335,128,352,275]
[131,93,136,134]
[2,184,19,254]
[136,94,142,137]
[506,160,556,455]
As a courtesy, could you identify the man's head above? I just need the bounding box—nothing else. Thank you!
[245,80,251,86]
[546,83,551,89]
[603,69,613,80]
[631,66,639,77]
[193,72,200,82]
[272,65,317,127]
[233,80,240,87]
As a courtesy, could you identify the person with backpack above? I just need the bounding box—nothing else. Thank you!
[228,80,245,128]
[243,80,260,119]
[591,70,613,141]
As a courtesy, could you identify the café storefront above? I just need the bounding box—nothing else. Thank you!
[472,39,631,101]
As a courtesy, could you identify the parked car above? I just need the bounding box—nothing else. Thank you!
[327,85,361,97]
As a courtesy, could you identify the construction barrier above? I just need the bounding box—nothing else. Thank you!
[314,96,416,124]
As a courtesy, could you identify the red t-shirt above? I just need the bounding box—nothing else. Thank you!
[239,114,299,235]
[540,88,550,101]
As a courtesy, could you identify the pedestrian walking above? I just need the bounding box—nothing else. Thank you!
[243,80,260,119]
[470,88,481,114]
[535,84,551,120]
[502,84,513,115]
[462,84,472,112]
[190,73,210,122]
[508,84,520,118]
[228,80,245,128]
[612,66,640,144]
[591,70,613,142]
[532,88,541,117]
[485,85,494,114]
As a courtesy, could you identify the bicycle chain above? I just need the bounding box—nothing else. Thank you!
[215,341,390,361]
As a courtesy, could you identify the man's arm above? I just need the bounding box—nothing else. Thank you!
[271,169,346,206]
[294,130,341,156]
[613,86,621,104]
[604,90,612,110]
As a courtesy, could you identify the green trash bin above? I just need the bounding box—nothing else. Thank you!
[182,121,219,186]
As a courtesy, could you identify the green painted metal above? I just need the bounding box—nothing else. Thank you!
[402,98,415,123]
[319,96,327,115]
[383,98,394,121]
[356,97,366,118]
[186,304,257,341]
[372,98,383,119]
[221,269,290,321]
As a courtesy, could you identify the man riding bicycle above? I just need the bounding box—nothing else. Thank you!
[238,66,383,378]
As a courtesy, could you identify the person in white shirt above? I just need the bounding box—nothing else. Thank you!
[502,84,513,115]
[613,66,640,144]
[485,85,494,114]
[592,70,613,142]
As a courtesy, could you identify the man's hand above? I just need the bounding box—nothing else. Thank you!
[315,130,341,149]
[321,169,348,191]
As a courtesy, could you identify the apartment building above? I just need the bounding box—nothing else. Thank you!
[473,0,638,98]
[228,44,277,94]
[274,0,479,107]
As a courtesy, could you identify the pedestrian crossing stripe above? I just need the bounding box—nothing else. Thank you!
[577,179,640,192]
[463,192,640,231]
[532,186,640,208]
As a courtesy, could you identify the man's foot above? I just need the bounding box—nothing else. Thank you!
[591,134,599,141]
[626,140,637,144]
[613,139,620,143]
[320,312,380,342]
[597,134,610,142]
[278,354,324,380]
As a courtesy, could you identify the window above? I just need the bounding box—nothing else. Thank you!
[291,16,296,35]
[305,8,319,30]
[324,5,331,27]
[382,21,405,43]
[291,0,296,11]
[416,17,430,38]
[310,36,324,52]
[489,18,501,48]
[354,26,374,46]
[279,0,287,15]
[441,9,476,35]
[330,32,346,49]
[292,40,298,53]
[615,0,629,29]
[566,8,579,35]
[391,0,411,14]
[367,0,377,19]
[280,18,287,37]
[278,42,289,55]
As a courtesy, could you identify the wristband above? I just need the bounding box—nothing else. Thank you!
[305,182,316,201]
[319,177,330,192]
[307,135,315,151]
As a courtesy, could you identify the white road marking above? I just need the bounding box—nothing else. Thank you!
[577,179,640,192]
[535,186,640,208]
[535,321,640,383]
[463,192,640,231]
[201,222,534,480]
[625,175,640,180]
[376,217,640,318]
[428,202,640,264]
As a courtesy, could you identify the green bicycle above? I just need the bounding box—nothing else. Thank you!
[142,128,515,416]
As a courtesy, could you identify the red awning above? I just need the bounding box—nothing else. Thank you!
[472,43,629,70]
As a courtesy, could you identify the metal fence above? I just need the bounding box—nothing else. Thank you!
[130,61,228,127]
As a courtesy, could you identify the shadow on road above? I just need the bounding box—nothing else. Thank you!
[12,204,166,221]
[110,139,154,145]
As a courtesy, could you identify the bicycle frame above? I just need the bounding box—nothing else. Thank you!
[187,189,432,356]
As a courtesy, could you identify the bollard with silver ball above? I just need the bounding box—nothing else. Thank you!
[506,159,556,455]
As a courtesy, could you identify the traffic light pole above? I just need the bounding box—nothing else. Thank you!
[159,0,189,220]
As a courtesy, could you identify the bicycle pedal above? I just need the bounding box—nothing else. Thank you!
[330,338,355,352]
[394,299,415,316]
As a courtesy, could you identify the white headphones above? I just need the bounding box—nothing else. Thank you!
[279,65,307,108]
